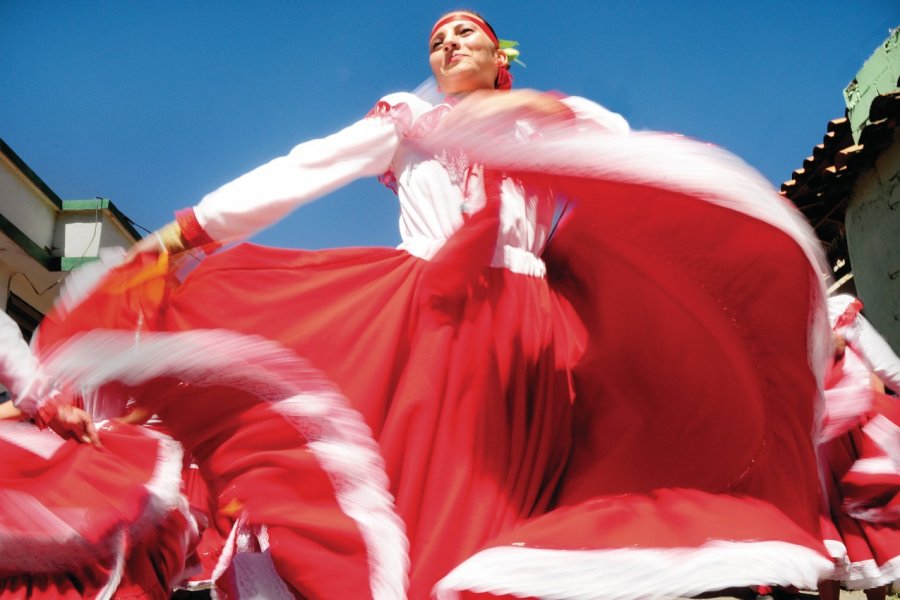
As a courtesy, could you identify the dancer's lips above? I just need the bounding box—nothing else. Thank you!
[447,52,467,65]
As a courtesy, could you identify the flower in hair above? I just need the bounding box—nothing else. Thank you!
[499,39,526,68]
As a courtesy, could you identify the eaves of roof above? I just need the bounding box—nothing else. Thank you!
[780,90,900,264]
[0,137,63,209]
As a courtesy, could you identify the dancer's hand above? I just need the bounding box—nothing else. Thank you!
[833,333,847,360]
[0,401,23,421]
[48,404,100,446]
[439,89,573,133]
[125,235,165,262]
[124,221,187,263]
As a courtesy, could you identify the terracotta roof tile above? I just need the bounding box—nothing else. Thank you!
[780,90,898,272]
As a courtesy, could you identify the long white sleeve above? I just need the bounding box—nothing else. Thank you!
[829,294,900,395]
[851,314,900,394]
[0,311,54,417]
[194,115,403,242]
[0,311,38,398]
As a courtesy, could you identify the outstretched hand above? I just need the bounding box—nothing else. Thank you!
[438,89,573,134]
[48,404,101,446]
[123,221,188,263]
[123,234,165,263]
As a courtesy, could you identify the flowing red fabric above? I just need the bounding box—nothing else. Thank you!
[180,460,225,589]
[32,128,830,598]
[819,346,900,588]
[538,174,822,536]
[820,414,900,588]
[0,422,190,599]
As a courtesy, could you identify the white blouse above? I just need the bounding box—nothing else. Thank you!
[193,92,629,276]
[0,311,53,417]
[829,294,900,394]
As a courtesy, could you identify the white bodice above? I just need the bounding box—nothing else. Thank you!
[192,91,628,277]
[828,294,900,393]
[383,93,555,276]
[394,157,553,276]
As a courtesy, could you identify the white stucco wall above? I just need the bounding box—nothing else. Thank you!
[0,234,61,314]
[54,209,136,258]
[0,154,58,252]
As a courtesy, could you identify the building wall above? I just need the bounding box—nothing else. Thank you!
[0,234,61,314]
[0,151,60,316]
[0,153,58,252]
[846,134,900,352]
[0,143,140,325]
[55,203,137,258]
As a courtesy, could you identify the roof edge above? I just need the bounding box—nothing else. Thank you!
[0,211,60,271]
[0,137,63,210]
[62,197,142,241]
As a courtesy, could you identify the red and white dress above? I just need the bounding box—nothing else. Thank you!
[0,310,193,599]
[819,295,900,589]
[34,91,833,599]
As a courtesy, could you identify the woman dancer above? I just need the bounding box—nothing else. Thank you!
[38,10,834,599]
[0,309,192,599]
[818,295,900,600]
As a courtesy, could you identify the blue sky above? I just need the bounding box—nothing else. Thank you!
[1,1,897,249]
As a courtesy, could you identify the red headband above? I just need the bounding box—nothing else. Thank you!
[430,12,499,48]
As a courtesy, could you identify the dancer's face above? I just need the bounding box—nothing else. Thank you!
[429,17,506,94]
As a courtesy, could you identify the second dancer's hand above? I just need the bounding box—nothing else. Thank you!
[48,404,101,446]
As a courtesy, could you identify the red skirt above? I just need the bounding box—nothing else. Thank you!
[820,384,900,589]
[34,141,832,599]
[178,458,224,591]
[0,420,192,599]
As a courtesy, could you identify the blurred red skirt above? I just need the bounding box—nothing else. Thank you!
[0,420,192,599]
[33,150,833,598]
[819,345,900,590]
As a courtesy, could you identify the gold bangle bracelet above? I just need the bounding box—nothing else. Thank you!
[156,222,187,254]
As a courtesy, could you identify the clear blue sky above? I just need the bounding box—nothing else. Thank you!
[1,1,897,249]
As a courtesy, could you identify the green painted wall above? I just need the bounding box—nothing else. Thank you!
[844,28,900,144]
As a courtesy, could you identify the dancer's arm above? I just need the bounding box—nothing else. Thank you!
[850,314,900,395]
[0,401,23,420]
[134,111,404,256]
[0,311,40,400]
[437,90,629,136]
[0,311,99,444]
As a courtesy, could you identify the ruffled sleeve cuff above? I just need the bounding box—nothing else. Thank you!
[176,207,220,252]
[14,375,66,429]
[31,389,68,429]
